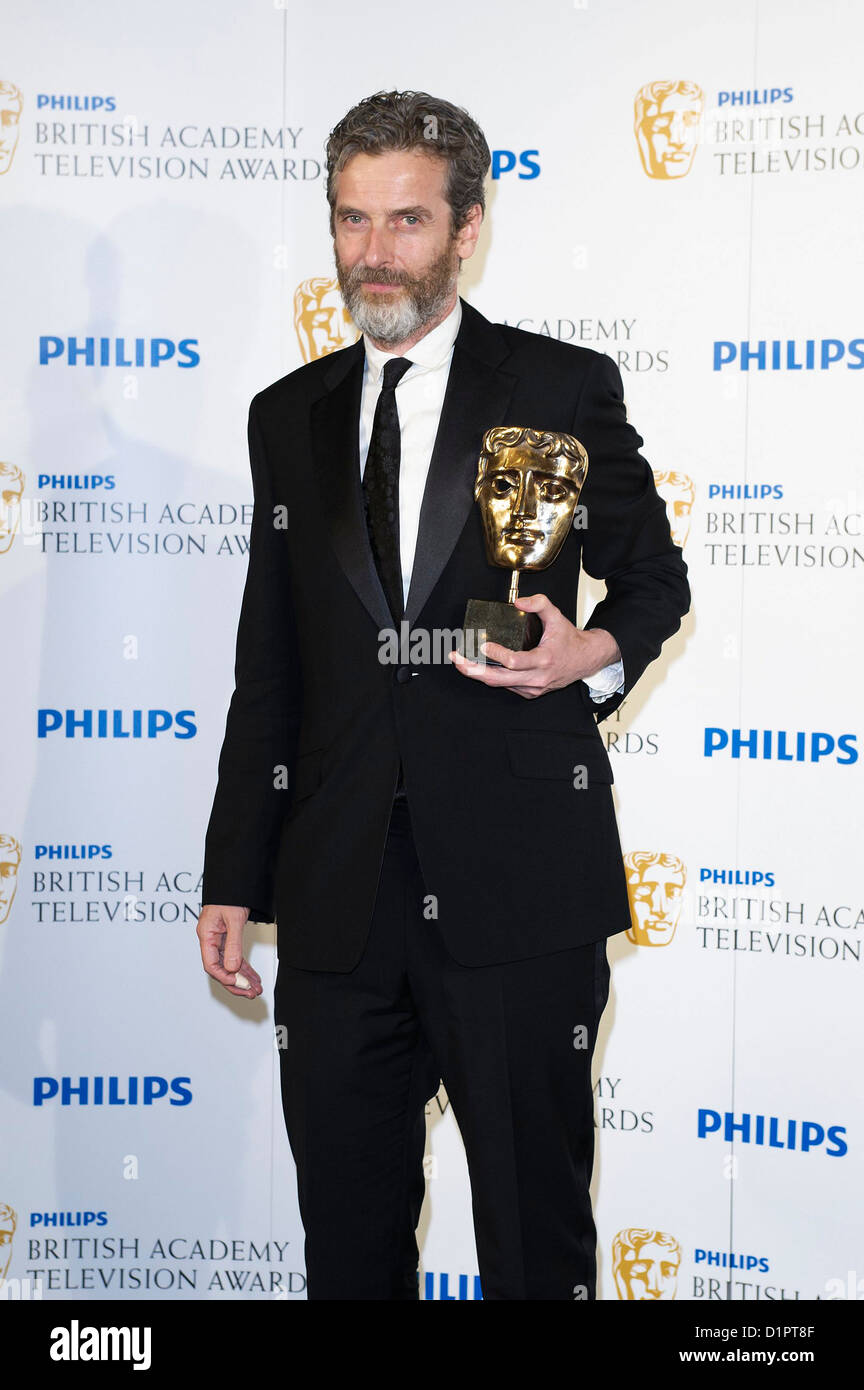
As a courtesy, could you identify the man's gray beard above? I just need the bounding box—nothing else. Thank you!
[346,290,444,346]
[337,251,459,346]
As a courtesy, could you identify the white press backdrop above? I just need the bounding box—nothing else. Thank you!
[1,0,861,1301]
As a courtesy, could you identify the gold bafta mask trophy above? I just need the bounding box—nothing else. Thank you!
[463,426,588,661]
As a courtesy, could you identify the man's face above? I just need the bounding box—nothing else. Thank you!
[618,1241,680,1300]
[477,449,583,571]
[332,148,480,345]
[0,473,23,553]
[0,88,21,176]
[626,860,685,946]
[637,90,702,179]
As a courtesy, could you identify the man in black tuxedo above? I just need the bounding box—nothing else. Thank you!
[197,89,689,1301]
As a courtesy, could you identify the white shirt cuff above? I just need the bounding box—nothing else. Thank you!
[584,659,625,703]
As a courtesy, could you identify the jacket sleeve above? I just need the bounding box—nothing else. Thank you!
[201,396,302,920]
[573,352,690,721]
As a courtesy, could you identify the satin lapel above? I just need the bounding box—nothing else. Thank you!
[310,341,394,634]
[405,306,517,626]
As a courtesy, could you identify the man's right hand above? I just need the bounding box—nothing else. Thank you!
[196,904,263,999]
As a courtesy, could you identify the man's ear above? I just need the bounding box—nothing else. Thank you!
[456,203,483,261]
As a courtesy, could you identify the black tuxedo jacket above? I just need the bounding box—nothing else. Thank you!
[202,298,690,969]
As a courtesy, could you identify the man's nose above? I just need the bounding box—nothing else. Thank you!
[363,222,396,267]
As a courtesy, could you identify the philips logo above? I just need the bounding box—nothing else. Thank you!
[50,1320,150,1371]
[714,338,864,371]
[39,336,200,367]
[716,87,793,107]
[37,709,197,739]
[707,483,783,500]
[699,867,775,887]
[698,1109,847,1157]
[31,1210,108,1228]
[704,729,857,764]
[491,149,540,180]
[423,1272,484,1300]
[38,474,115,490]
[34,1076,192,1107]
[34,844,112,860]
[695,1248,769,1272]
[37,94,117,111]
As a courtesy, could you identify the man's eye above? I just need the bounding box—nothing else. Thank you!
[401,216,419,226]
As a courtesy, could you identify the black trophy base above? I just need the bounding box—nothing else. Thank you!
[462,599,542,665]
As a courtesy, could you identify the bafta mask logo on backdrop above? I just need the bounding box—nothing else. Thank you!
[0,1204,16,1287]
[0,81,22,175]
[634,81,703,179]
[0,836,22,925]
[294,277,356,362]
[613,1228,681,1300]
[0,464,25,555]
[653,470,694,549]
[623,851,686,947]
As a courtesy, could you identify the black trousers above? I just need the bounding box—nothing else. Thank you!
[274,797,611,1301]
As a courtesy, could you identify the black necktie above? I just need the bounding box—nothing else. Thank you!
[362,356,413,625]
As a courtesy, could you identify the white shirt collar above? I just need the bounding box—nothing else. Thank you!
[363,295,462,383]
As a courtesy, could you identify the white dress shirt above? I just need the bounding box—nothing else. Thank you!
[359,297,624,702]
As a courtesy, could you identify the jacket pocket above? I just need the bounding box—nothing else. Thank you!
[505,729,614,785]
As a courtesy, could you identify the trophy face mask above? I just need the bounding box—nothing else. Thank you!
[462,426,589,659]
[476,451,583,571]
[474,427,589,572]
